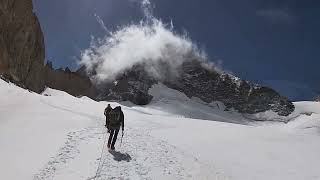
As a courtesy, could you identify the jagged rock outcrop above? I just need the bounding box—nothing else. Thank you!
[95,64,155,105]
[44,62,96,97]
[0,0,45,92]
[165,60,294,116]
[97,60,295,116]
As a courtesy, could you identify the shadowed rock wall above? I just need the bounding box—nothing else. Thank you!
[0,0,95,97]
[0,0,45,92]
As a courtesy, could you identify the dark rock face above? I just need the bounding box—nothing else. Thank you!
[96,64,155,105]
[44,63,96,97]
[0,0,45,92]
[166,60,294,116]
[97,60,294,116]
[0,0,95,98]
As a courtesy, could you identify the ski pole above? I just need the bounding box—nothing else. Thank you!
[120,130,124,147]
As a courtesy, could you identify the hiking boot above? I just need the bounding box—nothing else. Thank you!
[111,146,115,151]
[107,144,111,149]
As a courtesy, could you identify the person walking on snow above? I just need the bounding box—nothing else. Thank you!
[107,106,124,151]
[104,104,112,130]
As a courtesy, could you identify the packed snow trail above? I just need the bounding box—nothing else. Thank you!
[31,96,225,180]
[32,116,225,179]
[90,124,226,180]
[33,126,102,180]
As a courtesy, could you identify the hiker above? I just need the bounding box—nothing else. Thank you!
[104,104,112,130]
[107,106,124,151]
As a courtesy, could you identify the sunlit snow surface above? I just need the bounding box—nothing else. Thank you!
[1,79,320,180]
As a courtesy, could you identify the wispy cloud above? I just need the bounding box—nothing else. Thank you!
[256,8,295,24]
[80,0,209,82]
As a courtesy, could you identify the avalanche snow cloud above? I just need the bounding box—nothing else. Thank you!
[80,0,207,82]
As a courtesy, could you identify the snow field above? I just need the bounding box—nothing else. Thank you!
[1,79,320,180]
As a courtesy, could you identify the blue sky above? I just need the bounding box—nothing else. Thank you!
[33,0,320,100]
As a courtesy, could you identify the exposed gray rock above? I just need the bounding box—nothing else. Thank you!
[44,62,96,98]
[95,64,155,105]
[166,60,294,116]
[97,60,294,116]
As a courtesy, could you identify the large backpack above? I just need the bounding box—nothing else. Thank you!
[109,109,121,128]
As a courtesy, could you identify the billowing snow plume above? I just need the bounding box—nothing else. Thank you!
[80,0,207,82]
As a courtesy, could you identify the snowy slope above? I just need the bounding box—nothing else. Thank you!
[1,79,320,180]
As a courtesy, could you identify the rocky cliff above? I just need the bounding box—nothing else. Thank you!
[0,0,45,92]
[0,0,95,97]
[96,60,295,116]
[95,64,156,105]
[165,60,294,116]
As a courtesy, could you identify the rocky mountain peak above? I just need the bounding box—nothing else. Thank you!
[96,59,295,116]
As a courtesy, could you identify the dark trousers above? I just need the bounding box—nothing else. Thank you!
[108,129,119,148]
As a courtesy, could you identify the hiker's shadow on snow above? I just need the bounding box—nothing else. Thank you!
[109,150,132,162]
